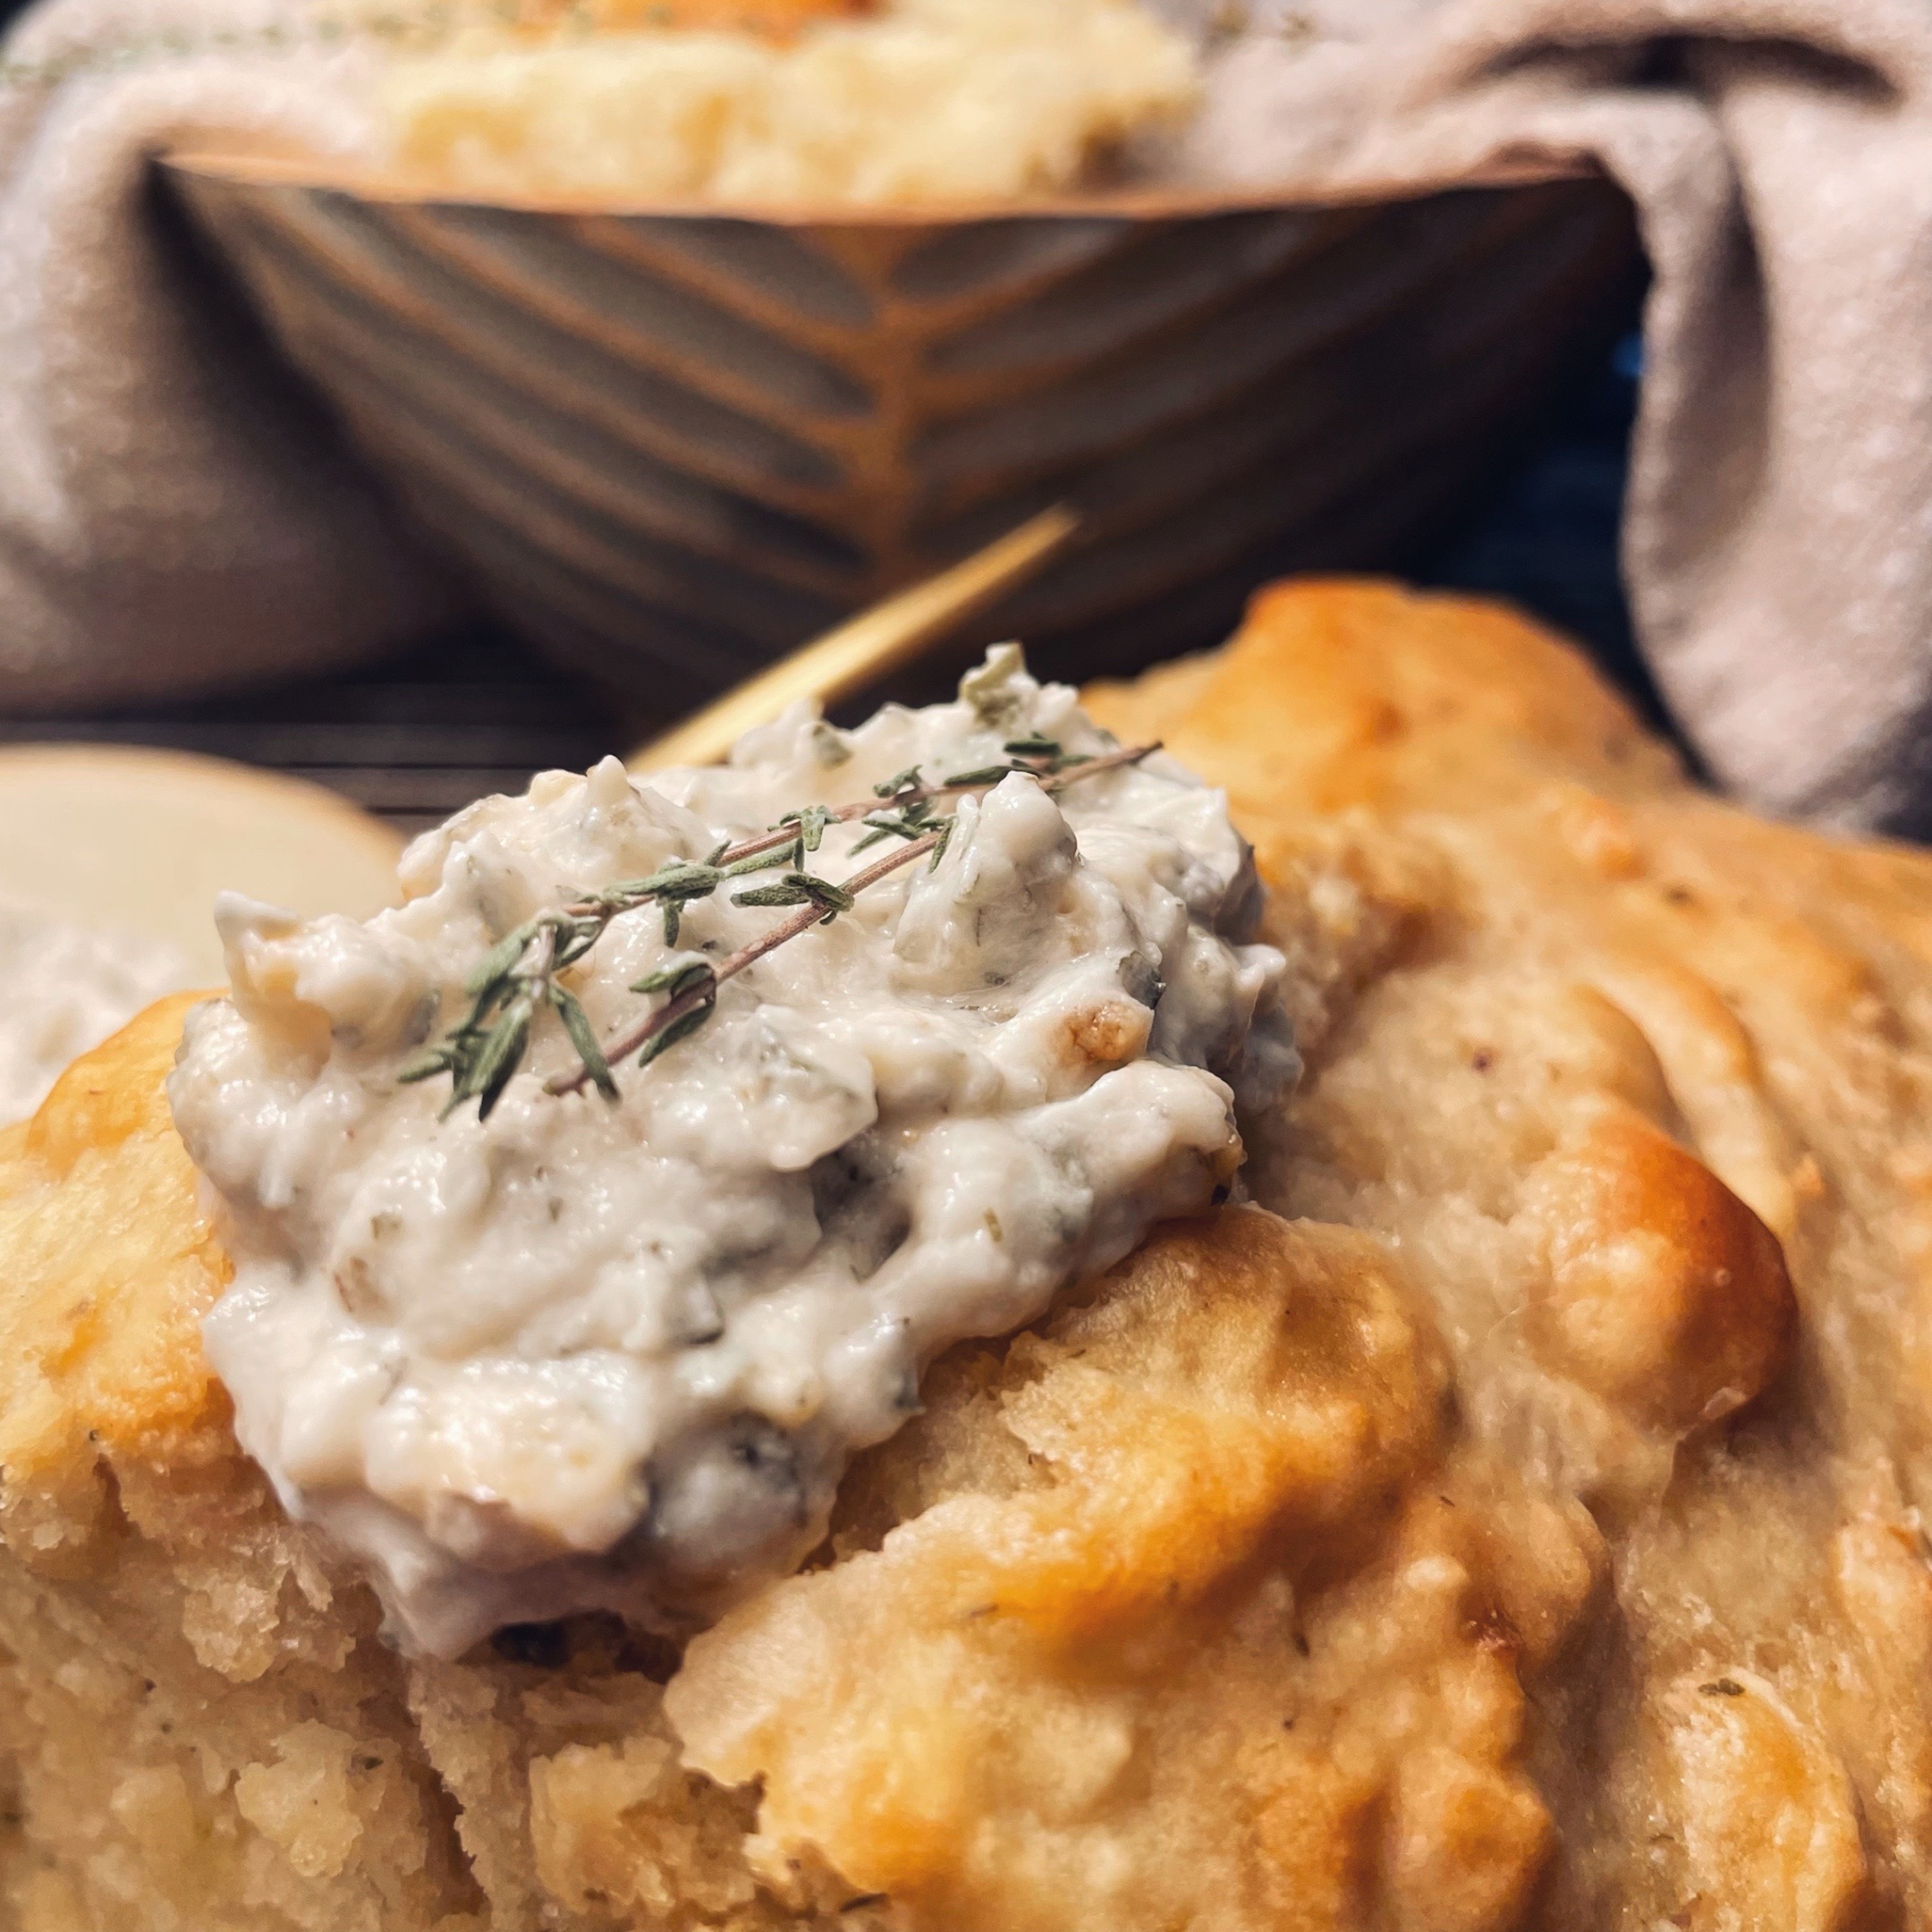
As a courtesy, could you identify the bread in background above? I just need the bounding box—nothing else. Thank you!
[376,0,1199,205]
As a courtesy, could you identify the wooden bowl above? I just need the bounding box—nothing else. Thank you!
[163,155,1640,709]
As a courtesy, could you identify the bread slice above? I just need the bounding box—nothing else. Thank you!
[0,746,402,982]
[5,581,1930,1930]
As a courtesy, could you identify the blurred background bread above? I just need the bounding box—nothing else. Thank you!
[0,747,402,1122]
[373,0,1199,207]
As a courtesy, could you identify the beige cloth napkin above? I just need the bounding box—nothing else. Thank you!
[0,0,455,704]
[1178,0,1932,833]
[4,0,1932,830]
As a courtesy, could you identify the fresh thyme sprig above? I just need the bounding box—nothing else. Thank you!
[545,827,946,1097]
[398,916,617,1117]
[403,737,1158,1117]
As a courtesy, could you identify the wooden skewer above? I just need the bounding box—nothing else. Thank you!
[629,505,1079,775]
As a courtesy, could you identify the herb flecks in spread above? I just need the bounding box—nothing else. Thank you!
[168,651,1299,1658]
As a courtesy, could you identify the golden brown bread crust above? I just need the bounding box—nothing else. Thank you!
[1097,580,1932,1927]
[666,1208,1598,1932]
[6,579,1932,1929]
[0,995,229,1492]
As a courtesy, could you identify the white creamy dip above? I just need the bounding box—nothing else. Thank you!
[169,652,1298,1657]
[0,897,193,1123]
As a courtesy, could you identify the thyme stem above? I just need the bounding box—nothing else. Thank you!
[546,830,943,1096]
[1041,741,1165,792]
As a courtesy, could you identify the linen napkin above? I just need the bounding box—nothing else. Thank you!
[1178,0,1932,832]
[0,0,453,702]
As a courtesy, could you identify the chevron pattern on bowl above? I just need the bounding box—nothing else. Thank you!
[165,160,1640,710]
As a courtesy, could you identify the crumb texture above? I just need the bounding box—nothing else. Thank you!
[8,579,1932,1928]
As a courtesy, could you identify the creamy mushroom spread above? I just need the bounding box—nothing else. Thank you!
[169,652,1299,1657]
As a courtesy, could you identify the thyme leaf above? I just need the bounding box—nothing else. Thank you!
[731,873,857,918]
[851,799,942,853]
[465,924,538,999]
[779,804,833,852]
[547,984,618,1102]
[633,1003,716,1068]
[724,843,801,877]
[631,954,716,1000]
